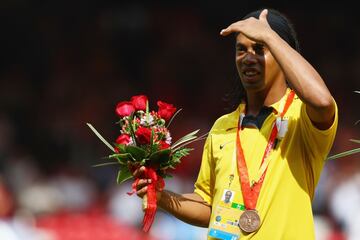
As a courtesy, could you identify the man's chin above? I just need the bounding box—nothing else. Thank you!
[242,81,264,91]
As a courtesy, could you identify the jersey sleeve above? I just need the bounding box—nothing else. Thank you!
[299,99,338,167]
[194,134,216,205]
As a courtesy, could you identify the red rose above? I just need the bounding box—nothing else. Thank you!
[116,134,131,145]
[157,101,177,121]
[115,101,135,117]
[159,141,170,150]
[135,126,152,145]
[131,95,148,111]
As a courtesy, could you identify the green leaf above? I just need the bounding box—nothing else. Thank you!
[148,149,171,166]
[92,162,119,167]
[127,113,137,145]
[171,129,199,149]
[158,147,192,169]
[86,123,115,152]
[173,147,192,157]
[109,153,133,160]
[109,153,134,164]
[166,108,182,128]
[146,100,149,122]
[150,141,160,154]
[327,148,360,160]
[114,144,127,153]
[172,132,208,152]
[125,145,147,161]
[150,129,154,147]
[117,167,133,184]
[350,139,360,144]
[171,148,192,163]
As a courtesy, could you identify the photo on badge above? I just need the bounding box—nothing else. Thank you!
[221,189,235,205]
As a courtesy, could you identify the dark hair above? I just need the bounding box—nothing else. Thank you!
[243,9,300,52]
[224,8,300,111]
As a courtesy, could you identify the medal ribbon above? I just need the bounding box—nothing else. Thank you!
[236,90,295,210]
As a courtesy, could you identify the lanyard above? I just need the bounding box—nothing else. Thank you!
[236,90,295,210]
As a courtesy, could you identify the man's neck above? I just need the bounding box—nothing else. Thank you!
[245,83,287,116]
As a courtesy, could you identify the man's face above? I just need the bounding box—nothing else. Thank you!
[225,191,232,203]
[235,33,283,92]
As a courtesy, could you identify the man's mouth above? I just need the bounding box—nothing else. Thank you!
[243,70,259,77]
[242,67,260,78]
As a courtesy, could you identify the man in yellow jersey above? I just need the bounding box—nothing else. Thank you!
[133,8,337,239]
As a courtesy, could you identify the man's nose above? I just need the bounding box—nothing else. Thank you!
[242,52,257,65]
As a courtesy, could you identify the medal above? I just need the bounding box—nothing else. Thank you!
[236,90,295,233]
[238,210,261,233]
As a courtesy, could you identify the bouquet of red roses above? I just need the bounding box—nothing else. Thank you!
[87,95,205,232]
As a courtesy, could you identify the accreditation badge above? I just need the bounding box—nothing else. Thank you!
[208,189,244,240]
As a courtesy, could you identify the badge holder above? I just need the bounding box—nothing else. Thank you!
[208,189,244,240]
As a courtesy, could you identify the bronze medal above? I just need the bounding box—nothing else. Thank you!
[238,210,261,233]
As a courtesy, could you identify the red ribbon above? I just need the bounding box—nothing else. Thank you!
[236,90,295,210]
[127,167,165,232]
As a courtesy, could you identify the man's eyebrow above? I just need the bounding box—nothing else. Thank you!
[235,42,245,48]
[253,43,264,48]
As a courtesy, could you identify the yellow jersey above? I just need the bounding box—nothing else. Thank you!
[194,90,338,240]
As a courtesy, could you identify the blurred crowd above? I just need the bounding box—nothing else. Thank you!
[0,1,359,240]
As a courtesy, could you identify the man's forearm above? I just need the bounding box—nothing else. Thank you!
[264,30,335,128]
[158,190,211,228]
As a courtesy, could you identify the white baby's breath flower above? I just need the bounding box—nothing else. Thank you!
[140,114,154,126]
[165,132,172,145]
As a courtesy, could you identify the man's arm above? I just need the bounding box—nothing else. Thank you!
[220,9,335,129]
[134,166,211,227]
[262,21,335,130]
[158,191,211,227]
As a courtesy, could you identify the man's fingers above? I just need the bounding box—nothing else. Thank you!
[133,166,145,178]
[136,186,148,198]
[220,25,234,36]
[136,179,152,190]
[220,22,242,36]
[220,28,229,36]
[259,9,268,22]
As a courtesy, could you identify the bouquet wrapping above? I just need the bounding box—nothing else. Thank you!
[87,95,205,232]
